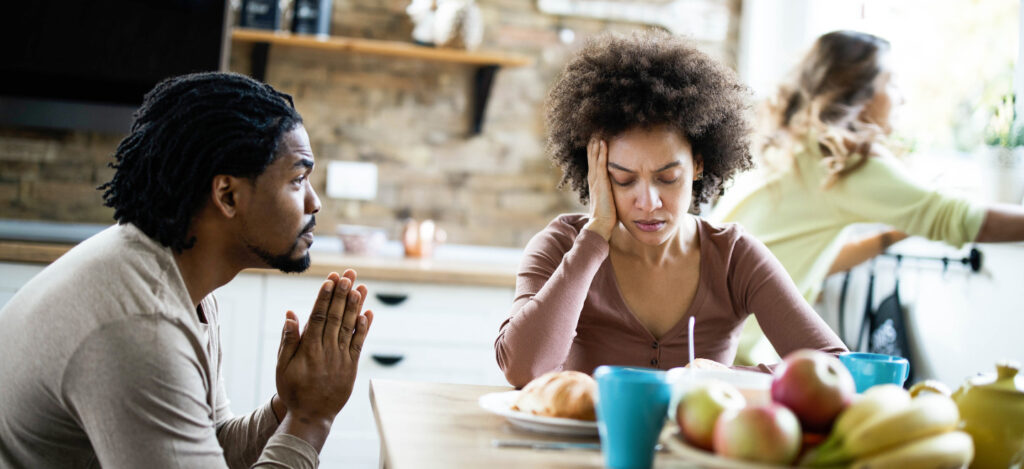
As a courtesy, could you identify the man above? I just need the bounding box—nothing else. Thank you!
[0,72,372,468]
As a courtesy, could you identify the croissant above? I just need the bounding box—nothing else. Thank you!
[512,370,597,421]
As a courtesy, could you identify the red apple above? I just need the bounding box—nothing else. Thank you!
[675,380,746,450]
[770,349,855,433]
[712,403,802,464]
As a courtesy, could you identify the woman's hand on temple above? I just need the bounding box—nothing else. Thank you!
[583,136,617,241]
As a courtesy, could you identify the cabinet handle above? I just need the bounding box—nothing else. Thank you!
[375,293,408,306]
[371,354,405,366]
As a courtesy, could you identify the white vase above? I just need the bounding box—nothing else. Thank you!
[978,146,1024,204]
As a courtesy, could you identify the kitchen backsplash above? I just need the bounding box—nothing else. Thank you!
[0,0,741,248]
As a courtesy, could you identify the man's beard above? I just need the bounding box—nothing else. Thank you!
[251,242,311,273]
[249,218,314,273]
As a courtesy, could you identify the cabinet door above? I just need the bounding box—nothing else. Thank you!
[212,273,267,415]
[0,262,45,310]
[256,275,514,468]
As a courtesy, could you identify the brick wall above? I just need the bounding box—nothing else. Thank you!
[0,0,741,248]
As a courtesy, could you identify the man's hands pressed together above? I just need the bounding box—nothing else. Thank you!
[275,269,373,451]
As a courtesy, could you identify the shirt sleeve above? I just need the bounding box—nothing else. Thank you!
[216,399,282,469]
[727,232,848,371]
[827,157,986,247]
[61,316,317,469]
[494,220,609,388]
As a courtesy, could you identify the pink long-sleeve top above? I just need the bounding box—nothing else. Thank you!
[494,214,848,388]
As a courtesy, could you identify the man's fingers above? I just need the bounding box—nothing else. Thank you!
[322,276,351,346]
[302,279,335,351]
[341,269,357,284]
[337,288,362,349]
[349,313,370,360]
[277,311,300,374]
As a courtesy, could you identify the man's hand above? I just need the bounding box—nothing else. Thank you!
[583,136,618,241]
[275,269,373,451]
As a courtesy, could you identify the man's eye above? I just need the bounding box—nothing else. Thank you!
[293,175,306,184]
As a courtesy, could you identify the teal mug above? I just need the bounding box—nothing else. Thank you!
[839,352,910,393]
[594,366,671,469]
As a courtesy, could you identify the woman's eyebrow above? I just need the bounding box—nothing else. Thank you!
[607,161,682,173]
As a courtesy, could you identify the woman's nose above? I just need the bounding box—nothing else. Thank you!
[635,184,662,211]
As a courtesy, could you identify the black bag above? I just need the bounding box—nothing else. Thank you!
[838,260,915,385]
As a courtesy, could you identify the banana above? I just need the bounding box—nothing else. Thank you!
[850,430,974,469]
[834,385,911,437]
[800,385,910,467]
[804,393,959,466]
[843,393,960,458]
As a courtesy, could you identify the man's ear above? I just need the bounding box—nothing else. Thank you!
[210,175,246,218]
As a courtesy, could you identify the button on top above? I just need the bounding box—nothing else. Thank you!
[651,341,659,349]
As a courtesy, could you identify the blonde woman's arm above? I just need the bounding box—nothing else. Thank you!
[827,229,909,275]
[975,203,1024,242]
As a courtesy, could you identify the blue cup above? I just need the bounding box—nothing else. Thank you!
[594,366,671,469]
[839,352,910,393]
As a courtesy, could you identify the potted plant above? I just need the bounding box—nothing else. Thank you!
[980,93,1024,204]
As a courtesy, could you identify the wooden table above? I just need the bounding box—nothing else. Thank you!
[370,379,699,469]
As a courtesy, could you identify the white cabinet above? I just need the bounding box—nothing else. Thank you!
[221,273,514,469]
[211,273,267,415]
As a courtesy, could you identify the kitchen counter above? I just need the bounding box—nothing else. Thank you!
[0,220,521,287]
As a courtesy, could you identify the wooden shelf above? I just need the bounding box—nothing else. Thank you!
[231,28,532,135]
[231,28,532,67]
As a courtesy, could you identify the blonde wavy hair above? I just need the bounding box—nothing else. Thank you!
[759,30,894,187]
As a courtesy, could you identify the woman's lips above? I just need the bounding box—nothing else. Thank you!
[634,220,665,232]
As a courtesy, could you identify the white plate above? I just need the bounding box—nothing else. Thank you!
[478,391,599,437]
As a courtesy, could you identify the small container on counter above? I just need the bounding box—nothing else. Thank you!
[336,224,387,256]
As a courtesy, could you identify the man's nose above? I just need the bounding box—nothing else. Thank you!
[307,184,321,214]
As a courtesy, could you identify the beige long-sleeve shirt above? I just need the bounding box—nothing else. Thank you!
[0,223,318,468]
[494,214,847,388]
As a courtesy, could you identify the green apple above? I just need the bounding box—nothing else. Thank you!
[675,379,746,450]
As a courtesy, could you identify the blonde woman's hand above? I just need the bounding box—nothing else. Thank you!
[583,137,617,241]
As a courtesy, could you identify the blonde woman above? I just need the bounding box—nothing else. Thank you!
[711,31,1024,362]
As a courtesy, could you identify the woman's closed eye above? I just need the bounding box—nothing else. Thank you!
[610,176,679,186]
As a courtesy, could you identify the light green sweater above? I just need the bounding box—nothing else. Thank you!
[711,142,986,303]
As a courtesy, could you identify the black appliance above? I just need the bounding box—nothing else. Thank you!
[0,0,229,134]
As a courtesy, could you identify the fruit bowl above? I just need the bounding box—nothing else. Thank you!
[659,424,793,469]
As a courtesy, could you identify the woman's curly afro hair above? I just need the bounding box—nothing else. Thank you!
[545,30,753,208]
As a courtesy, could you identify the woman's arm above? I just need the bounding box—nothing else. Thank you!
[494,225,609,388]
[827,229,908,275]
[975,203,1024,242]
[730,234,848,371]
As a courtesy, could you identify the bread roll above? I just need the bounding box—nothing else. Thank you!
[512,370,597,421]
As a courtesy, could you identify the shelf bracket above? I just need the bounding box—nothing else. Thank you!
[250,42,271,82]
[470,65,500,136]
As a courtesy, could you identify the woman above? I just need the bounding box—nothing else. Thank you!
[493,31,847,388]
[714,29,1024,303]
[711,31,1024,362]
